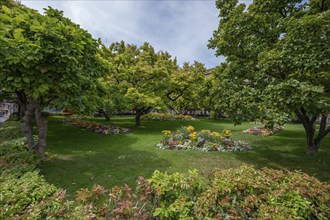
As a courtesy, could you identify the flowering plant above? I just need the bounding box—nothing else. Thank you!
[242,125,283,136]
[157,126,252,152]
[62,119,131,135]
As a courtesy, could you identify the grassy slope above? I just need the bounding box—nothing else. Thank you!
[41,116,330,197]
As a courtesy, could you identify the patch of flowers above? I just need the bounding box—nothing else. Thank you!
[62,118,131,135]
[157,126,252,152]
[143,112,194,121]
[242,125,284,136]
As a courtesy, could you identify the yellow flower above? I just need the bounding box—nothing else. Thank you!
[186,126,195,132]
[201,130,211,133]
[222,129,232,137]
[211,132,222,138]
[162,130,172,136]
[189,132,198,139]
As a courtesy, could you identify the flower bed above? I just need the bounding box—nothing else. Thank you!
[143,112,194,121]
[242,125,284,136]
[62,118,131,135]
[157,126,252,152]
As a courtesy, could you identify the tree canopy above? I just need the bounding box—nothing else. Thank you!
[0,5,105,156]
[208,0,330,155]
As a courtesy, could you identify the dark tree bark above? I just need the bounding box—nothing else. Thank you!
[21,99,38,153]
[135,113,142,126]
[295,109,330,156]
[103,110,110,122]
[17,95,48,158]
[16,91,27,122]
[135,107,152,126]
[35,105,47,158]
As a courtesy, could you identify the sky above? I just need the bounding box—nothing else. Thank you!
[21,0,251,69]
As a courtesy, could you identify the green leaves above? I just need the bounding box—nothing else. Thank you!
[209,0,330,131]
[0,5,104,112]
[13,28,24,40]
[2,5,12,14]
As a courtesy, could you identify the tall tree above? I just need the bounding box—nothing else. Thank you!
[209,0,330,155]
[0,6,105,157]
[101,41,177,126]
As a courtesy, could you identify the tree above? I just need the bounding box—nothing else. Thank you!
[101,41,177,126]
[209,0,330,155]
[0,6,105,157]
[165,62,207,114]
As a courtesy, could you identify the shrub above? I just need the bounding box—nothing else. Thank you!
[143,112,194,121]
[0,120,22,143]
[148,166,330,219]
[0,171,60,218]
[0,137,39,178]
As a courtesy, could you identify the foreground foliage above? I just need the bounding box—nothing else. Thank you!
[157,126,252,152]
[1,121,329,219]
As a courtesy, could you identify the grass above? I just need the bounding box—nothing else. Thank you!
[41,116,330,197]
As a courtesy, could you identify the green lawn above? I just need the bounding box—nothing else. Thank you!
[41,116,330,197]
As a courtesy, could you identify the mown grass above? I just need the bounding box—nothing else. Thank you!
[41,116,330,197]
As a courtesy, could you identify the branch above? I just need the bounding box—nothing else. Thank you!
[166,86,188,102]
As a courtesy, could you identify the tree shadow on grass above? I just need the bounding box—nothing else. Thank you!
[233,133,330,182]
[41,120,171,198]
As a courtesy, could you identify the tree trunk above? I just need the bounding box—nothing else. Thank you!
[103,111,110,122]
[295,110,330,156]
[16,91,27,122]
[21,100,37,153]
[135,113,142,126]
[35,105,47,158]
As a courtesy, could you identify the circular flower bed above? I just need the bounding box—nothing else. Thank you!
[143,112,194,121]
[157,126,252,152]
[242,125,284,136]
[62,118,131,135]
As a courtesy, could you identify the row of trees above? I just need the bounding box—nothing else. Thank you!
[0,2,207,157]
[1,0,329,156]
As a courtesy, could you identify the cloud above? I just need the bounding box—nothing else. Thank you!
[21,0,229,68]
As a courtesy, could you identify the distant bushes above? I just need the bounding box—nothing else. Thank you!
[143,112,194,121]
[1,120,329,219]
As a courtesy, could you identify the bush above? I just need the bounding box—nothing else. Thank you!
[148,166,330,219]
[0,120,22,142]
[143,112,194,121]
[0,137,39,178]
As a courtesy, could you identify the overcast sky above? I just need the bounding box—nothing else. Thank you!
[21,0,252,69]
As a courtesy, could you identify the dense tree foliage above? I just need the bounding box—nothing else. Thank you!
[165,62,207,114]
[0,5,105,156]
[209,0,330,155]
[100,41,178,125]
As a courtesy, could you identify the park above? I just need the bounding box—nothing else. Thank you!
[1,0,330,219]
